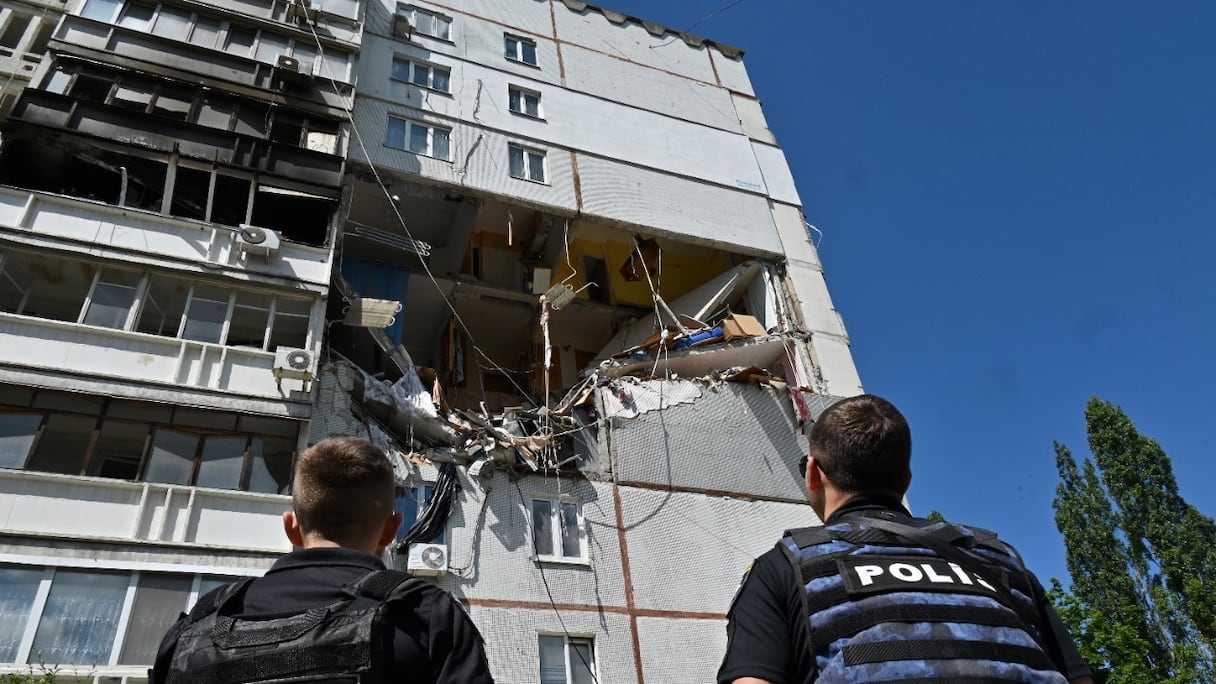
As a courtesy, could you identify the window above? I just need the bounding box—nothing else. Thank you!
[0,565,244,667]
[539,635,596,684]
[509,145,547,184]
[531,498,584,561]
[505,34,538,66]
[79,0,123,22]
[396,484,443,544]
[398,5,451,41]
[386,116,451,161]
[81,268,143,329]
[508,86,542,118]
[391,57,450,93]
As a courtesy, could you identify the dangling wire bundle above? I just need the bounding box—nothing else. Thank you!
[397,462,461,548]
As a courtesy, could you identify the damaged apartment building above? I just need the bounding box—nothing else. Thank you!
[0,1,862,683]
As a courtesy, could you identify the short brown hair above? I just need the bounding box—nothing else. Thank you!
[292,437,396,547]
[809,395,911,495]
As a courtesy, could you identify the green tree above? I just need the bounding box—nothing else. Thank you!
[1052,398,1216,682]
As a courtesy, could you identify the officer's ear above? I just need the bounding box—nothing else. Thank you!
[283,511,305,548]
[902,468,913,494]
[806,456,825,491]
[375,511,403,552]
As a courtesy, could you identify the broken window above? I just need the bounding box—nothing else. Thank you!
[169,165,210,221]
[112,81,154,112]
[251,186,332,246]
[306,120,339,155]
[136,273,189,337]
[396,484,444,543]
[268,112,304,146]
[150,84,192,120]
[228,291,271,348]
[196,95,234,129]
[69,73,112,103]
[268,296,311,349]
[143,429,198,485]
[0,412,40,469]
[233,101,269,137]
[87,420,149,479]
[44,67,71,94]
[82,268,142,330]
[26,413,95,475]
[6,252,89,323]
[120,156,168,212]
[0,252,32,315]
[211,173,253,226]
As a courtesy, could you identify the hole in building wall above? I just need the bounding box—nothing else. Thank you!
[251,187,331,246]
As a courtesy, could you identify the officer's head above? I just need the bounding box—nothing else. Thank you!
[806,395,911,513]
[285,437,402,554]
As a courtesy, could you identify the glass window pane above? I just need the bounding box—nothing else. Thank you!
[0,566,42,662]
[509,89,521,113]
[144,429,198,485]
[509,147,524,178]
[410,64,429,87]
[408,124,428,155]
[432,67,449,92]
[395,487,421,542]
[386,117,406,149]
[532,499,553,557]
[522,41,537,65]
[432,128,450,160]
[116,2,154,31]
[319,50,349,82]
[83,282,137,329]
[189,16,221,49]
[27,414,94,475]
[570,640,595,684]
[560,502,580,558]
[88,420,148,479]
[81,0,122,22]
[391,58,410,82]
[538,635,566,684]
[182,289,229,343]
[194,436,246,490]
[254,33,290,64]
[529,152,545,182]
[504,37,516,60]
[0,413,40,469]
[31,569,127,666]
[118,573,191,665]
[246,436,293,495]
[136,274,189,337]
[151,5,191,41]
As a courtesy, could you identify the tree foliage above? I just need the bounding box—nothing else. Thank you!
[1052,398,1215,682]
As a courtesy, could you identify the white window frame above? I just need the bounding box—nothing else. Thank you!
[530,497,587,563]
[386,115,452,161]
[508,85,543,119]
[509,144,548,184]
[538,633,597,684]
[504,33,538,67]
[397,4,452,42]
[390,56,451,93]
[3,562,244,668]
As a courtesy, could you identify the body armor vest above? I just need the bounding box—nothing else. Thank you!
[782,513,1069,683]
[162,569,418,684]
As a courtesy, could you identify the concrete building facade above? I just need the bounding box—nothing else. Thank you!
[0,1,861,682]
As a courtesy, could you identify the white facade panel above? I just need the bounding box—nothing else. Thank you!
[468,606,637,684]
[711,48,756,96]
[577,154,783,255]
[789,265,847,338]
[771,201,822,270]
[351,97,579,212]
[561,43,742,132]
[0,470,290,552]
[752,141,801,205]
[637,616,727,684]
[552,7,718,84]
[810,334,864,397]
[620,488,815,614]
[734,93,777,144]
[430,471,627,608]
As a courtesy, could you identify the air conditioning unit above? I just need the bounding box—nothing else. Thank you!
[275,54,313,83]
[236,224,281,257]
[274,347,314,390]
[406,543,448,576]
[392,15,415,39]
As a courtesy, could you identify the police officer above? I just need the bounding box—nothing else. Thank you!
[152,437,495,684]
[718,395,1094,684]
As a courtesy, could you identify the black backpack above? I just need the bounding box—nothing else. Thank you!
[159,569,421,684]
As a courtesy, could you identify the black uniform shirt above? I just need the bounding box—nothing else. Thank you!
[153,547,494,684]
[716,496,1091,683]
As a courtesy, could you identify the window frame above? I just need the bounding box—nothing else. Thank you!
[390,56,452,94]
[538,633,597,684]
[395,483,444,545]
[385,115,453,161]
[504,33,539,67]
[530,497,587,564]
[508,85,543,119]
[397,4,452,42]
[509,144,548,184]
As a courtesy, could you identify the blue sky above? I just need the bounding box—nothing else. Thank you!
[604,0,1216,584]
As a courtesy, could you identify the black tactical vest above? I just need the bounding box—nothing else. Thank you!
[163,569,419,684]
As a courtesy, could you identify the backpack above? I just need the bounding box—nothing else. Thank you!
[160,569,421,684]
